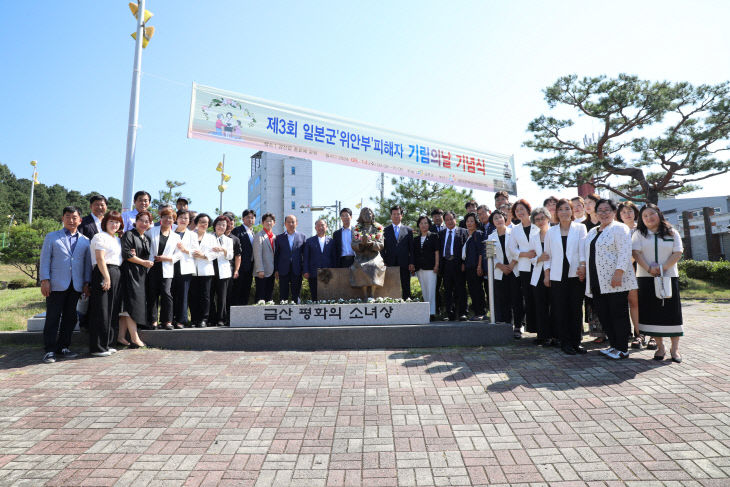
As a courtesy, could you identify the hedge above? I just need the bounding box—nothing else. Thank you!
[678,260,730,287]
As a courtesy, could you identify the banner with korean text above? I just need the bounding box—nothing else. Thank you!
[188,83,517,193]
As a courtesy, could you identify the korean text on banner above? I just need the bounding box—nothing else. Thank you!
[187,83,517,194]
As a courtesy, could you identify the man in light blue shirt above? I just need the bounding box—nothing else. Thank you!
[122,190,151,231]
[39,206,92,363]
[333,208,356,268]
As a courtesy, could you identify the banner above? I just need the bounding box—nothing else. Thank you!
[188,83,517,194]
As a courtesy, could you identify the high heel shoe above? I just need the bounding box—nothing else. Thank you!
[670,351,682,363]
[117,340,131,348]
[653,350,665,361]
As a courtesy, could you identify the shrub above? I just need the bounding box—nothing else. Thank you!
[678,259,730,287]
[7,278,36,290]
[677,269,690,290]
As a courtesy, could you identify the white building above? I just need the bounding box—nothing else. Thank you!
[247,151,313,236]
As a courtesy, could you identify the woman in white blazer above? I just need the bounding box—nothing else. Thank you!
[190,213,218,327]
[487,209,522,328]
[210,215,234,326]
[543,198,588,355]
[145,208,182,330]
[253,213,277,302]
[172,210,198,328]
[581,199,637,360]
[527,207,555,345]
[508,199,540,336]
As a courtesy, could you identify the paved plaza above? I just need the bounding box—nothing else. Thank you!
[0,301,728,486]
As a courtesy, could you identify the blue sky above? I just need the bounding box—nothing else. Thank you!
[2,1,729,220]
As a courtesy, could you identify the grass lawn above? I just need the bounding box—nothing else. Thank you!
[682,277,730,301]
[0,287,45,332]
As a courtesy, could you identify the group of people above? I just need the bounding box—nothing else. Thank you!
[39,188,685,364]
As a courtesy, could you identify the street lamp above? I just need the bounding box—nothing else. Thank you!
[122,1,155,211]
[216,154,231,213]
[300,201,342,229]
[28,160,38,224]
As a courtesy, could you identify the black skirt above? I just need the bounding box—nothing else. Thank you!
[637,276,683,337]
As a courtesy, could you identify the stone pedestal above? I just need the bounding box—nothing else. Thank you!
[27,313,80,332]
[230,302,429,327]
[316,267,402,300]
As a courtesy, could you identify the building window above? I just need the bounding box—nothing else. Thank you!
[291,201,296,210]
[291,187,296,196]
[291,166,296,175]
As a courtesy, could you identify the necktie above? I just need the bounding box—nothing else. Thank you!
[444,230,452,258]
[394,225,399,240]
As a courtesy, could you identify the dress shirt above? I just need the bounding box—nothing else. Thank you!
[443,228,455,256]
[341,228,354,256]
[287,232,295,250]
[63,228,80,254]
[122,209,139,232]
[318,236,326,252]
[92,213,102,233]
[243,224,254,244]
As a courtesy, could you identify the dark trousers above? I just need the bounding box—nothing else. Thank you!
[465,267,486,316]
[441,260,466,318]
[435,274,444,313]
[233,267,253,305]
[147,263,173,324]
[89,265,121,353]
[213,278,230,324]
[593,291,631,352]
[338,255,355,268]
[519,271,536,332]
[494,273,522,325]
[172,264,192,325]
[308,276,319,302]
[190,276,213,323]
[279,272,302,303]
[255,275,275,302]
[551,277,584,348]
[532,271,554,340]
[44,284,80,353]
[399,266,411,300]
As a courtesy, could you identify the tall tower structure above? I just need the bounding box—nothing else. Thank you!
[247,151,313,236]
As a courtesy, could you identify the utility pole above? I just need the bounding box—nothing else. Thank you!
[28,160,38,224]
[379,172,385,203]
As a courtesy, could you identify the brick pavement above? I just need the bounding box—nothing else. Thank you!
[0,300,728,486]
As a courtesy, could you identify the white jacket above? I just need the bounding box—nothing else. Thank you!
[507,223,540,273]
[175,228,199,276]
[583,221,637,297]
[211,233,234,279]
[528,230,549,287]
[487,228,519,280]
[543,222,587,281]
[146,226,182,279]
[193,232,219,277]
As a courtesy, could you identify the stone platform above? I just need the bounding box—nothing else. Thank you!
[230,302,430,327]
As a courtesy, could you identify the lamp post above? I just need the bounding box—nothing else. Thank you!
[300,201,341,229]
[122,0,155,211]
[28,160,38,224]
[216,154,230,213]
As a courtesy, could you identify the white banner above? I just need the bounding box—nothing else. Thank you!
[188,83,516,193]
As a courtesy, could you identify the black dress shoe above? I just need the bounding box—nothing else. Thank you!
[199,320,208,328]
[561,346,577,355]
[574,345,587,354]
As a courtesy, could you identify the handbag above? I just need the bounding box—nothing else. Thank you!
[653,234,672,300]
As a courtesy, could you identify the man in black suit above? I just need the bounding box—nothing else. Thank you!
[78,194,107,240]
[303,219,337,301]
[382,205,415,300]
[429,208,445,313]
[439,211,468,321]
[231,209,256,305]
[458,200,478,228]
[332,208,356,268]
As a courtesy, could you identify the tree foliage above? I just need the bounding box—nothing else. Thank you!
[152,180,190,209]
[373,177,474,227]
[524,74,730,203]
[0,218,59,284]
[0,163,121,223]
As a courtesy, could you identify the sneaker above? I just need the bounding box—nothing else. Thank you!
[607,349,629,360]
[108,348,118,354]
[91,351,112,357]
[42,352,56,364]
[513,327,522,339]
[600,347,616,356]
[57,348,78,359]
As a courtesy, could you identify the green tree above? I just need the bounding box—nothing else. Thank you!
[0,218,60,284]
[374,177,474,227]
[524,74,730,204]
[152,180,190,208]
